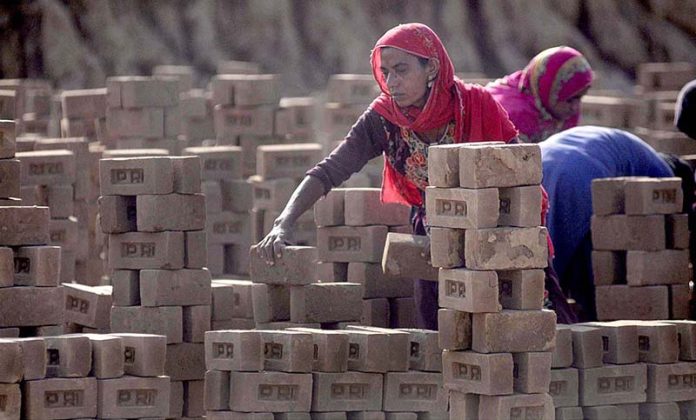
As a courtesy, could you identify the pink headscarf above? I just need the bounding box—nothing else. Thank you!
[487,46,594,143]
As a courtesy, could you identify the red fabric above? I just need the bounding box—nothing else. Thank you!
[541,185,555,258]
[369,23,518,206]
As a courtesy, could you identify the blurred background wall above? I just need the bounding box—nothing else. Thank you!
[1,0,695,94]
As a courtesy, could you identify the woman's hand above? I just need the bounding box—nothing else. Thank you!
[255,222,295,265]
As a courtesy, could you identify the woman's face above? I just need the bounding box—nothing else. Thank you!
[379,47,437,109]
[551,86,590,120]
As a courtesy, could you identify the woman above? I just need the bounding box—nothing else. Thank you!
[676,79,696,140]
[256,23,520,329]
[487,46,594,143]
[540,126,674,321]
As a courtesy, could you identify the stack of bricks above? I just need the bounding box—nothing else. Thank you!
[203,327,448,418]
[425,142,557,418]
[0,332,171,419]
[60,88,108,143]
[105,76,182,154]
[580,95,644,131]
[99,155,212,418]
[549,320,696,419]
[15,148,79,283]
[0,119,19,206]
[0,79,52,136]
[314,187,417,328]
[182,145,252,277]
[322,74,383,187]
[634,62,696,155]
[0,205,64,337]
[21,80,54,136]
[249,245,363,329]
[210,278,256,330]
[591,176,691,321]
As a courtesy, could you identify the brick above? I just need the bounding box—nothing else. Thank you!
[12,245,60,287]
[165,342,205,380]
[595,285,669,320]
[219,179,253,213]
[170,379,183,417]
[0,206,50,246]
[624,177,683,215]
[111,270,140,306]
[626,250,689,286]
[212,318,256,330]
[569,325,604,368]
[252,283,290,322]
[318,262,348,282]
[635,321,680,363]
[60,88,107,119]
[215,105,276,138]
[591,251,625,286]
[512,352,552,394]
[113,333,167,376]
[171,156,201,195]
[429,227,464,268]
[106,106,165,138]
[637,402,679,419]
[427,144,462,188]
[111,306,183,344]
[211,74,280,106]
[183,305,211,343]
[48,217,78,251]
[346,326,409,372]
[437,309,471,351]
[311,372,383,412]
[0,340,23,383]
[136,193,206,232]
[99,157,174,196]
[347,262,412,299]
[204,330,263,372]
[583,405,620,420]
[0,159,19,198]
[662,320,696,361]
[259,330,313,373]
[229,371,312,412]
[314,188,345,227]
[101,148,169,159]
[207,411,276,419]
[424,187,499,229]
[389,297,416,328]
[498,269,545,310]
[438,268,500,312]
[185,230,207,268]
[362,298,390,328]
[666,213,689,249]
[465,227,548,270]
[478,393,553,420]
[250,177,295,213]
[549,368,579,407]
[442,350,514,395]
[583,321,640,364]
[498,185,542,227]
[63,283,112,329]
[250,245,318,285]
[398,329,441,372]
[286,328,349,373]
[0,247,11,288]
[591,177,630,215]
[0,383,20,419]
[211,279,254,320]
[139,268,211,307]
[43,335,92,378]
[344,330,390,373]
[647,362,696,402]
[205,369,230,410]
[23,377,97,419]
[84,334,123,379]
[326,74,380,104]
[579,363,647,406]
[108,76,179,107]
[343,188,410,226]
[97,375,170,418]
[13,337,46,380]
[43,185,74,218]
[458,143,542,188]
[207,211,251,245]
[33,138,91,199]
[108,231,184,270]
[98,195,136,233]
[472,310,556,353]
[0,119,17,158]
[449,391,479,420]
[17,150,76,185]
[0,285,64,327]
[382,372,447,412]
[182,145,243,181]
[382,233,438,281]
[291,283,363,323]
[317,226,388,263]
[257,143,323,180]
[591,215,665,251]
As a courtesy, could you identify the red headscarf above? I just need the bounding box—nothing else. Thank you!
[369,23,518,206]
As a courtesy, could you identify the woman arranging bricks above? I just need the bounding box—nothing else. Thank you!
[256,23,567,328]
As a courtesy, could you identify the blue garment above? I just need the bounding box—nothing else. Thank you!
[540,126,673,317]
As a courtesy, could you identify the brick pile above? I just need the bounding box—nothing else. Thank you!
[0,79,53,136]
[59,88,108,142]
[0,332,170,419]
[15,149,79,283]
[591,176,690,320]
[550,320,696,419]
[203,327,447,418]
[105,76,183,154]
[314,187,417,328]
[424,142,557,418]
[99,155,211,418]
[0,119,20,206]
